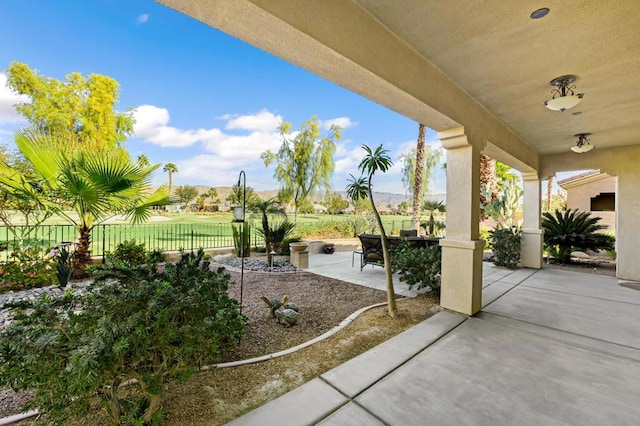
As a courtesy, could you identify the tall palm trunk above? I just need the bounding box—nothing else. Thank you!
[73,226,92,278]
[546,176,554,211]
[411,124,426,232]
[368,178,397,318]
[479,154,497,218]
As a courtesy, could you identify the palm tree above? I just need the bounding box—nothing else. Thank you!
[401,134,442,234]
[546,176,554,211]
[542,208,615,264]
[411,124,426,231]
[7,130,170,277]
[163,163,178,195]
[250,197,286,265]
[479,154,497,218]
[136,154,150,168]
[422,200,446,236]
[346,144,397,318]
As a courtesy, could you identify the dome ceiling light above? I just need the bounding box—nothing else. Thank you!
[530,8,550,19]
[545,75,584,112]
[571,133,594,153]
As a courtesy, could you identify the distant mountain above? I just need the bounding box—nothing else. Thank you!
[166,185,445,207]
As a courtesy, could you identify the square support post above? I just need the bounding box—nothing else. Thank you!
[438,128,484,315]
[616,168,640,281]
[521,172,543,269]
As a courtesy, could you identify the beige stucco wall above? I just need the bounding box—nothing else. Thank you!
[564,175,616,231]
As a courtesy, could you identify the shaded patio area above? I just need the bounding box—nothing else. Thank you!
[229,255,640,425]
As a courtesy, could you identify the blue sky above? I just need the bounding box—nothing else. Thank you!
[0,0,446,195]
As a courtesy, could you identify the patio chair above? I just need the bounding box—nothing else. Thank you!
[357,234,384,270]
[399,229,418,237]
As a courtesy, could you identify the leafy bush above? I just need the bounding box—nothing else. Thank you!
[0,245,56,292]
[542,208,615,263]
[489,227,521,268]
[0,249,245,424]
[110,239,147,265]
[390,243,442,295]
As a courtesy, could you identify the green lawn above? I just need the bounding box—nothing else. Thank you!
[0,212,417,261]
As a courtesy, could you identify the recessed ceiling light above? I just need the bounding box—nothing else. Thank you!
[530,8,550,19]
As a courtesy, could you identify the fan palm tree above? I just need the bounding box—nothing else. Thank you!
[163,162,178,195]
[136,154,150,168]
[346,144,397,318]
[4,130,170,277]
[250,197,287,265]
[401,128,442,233]
[422,200,446,236]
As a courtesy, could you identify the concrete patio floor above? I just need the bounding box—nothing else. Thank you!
[229,253,640,425]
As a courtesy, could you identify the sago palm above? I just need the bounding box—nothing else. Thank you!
[250,197,287,265]
[10,130,170,277]
[542,208,615,264]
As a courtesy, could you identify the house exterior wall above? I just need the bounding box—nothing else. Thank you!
[564,175,616,231]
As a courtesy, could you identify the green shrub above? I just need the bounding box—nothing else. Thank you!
[489,227,521,268]
[390,243,442,295]
[0,245,56,292]
[109,239,147,266]
[542,208,615,263]
[0,249,245,424]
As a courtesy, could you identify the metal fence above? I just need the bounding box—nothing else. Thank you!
[0,222,265,262]
[0,217,414,262]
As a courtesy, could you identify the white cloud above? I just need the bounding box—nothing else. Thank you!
[133,105,283,160]
[137,13,150,24]
[0,74,29,125]
[223,109,282,132]
[321,117,356,130]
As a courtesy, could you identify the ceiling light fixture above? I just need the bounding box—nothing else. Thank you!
[545,75,584,112]
[571,133,594,153]
[530,8,550,19]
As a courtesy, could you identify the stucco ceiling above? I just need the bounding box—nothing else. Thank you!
[354,0,640,155]
[158,0,640,158]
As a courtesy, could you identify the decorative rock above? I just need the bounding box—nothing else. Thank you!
[275,308,299,327]
[213,253,235,263]
[220,257,299,273]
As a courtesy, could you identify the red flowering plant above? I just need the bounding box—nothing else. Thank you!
[0,245,56,293]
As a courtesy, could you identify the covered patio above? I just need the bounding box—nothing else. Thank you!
[229,258,640,425]
[159,0,640,316]
[154,1,640,423]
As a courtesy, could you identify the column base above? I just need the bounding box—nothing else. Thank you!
[290,250,309,269]
[521,229,543,269]
[439,239,484,316]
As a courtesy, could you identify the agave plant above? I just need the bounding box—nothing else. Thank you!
[542,208,615,263]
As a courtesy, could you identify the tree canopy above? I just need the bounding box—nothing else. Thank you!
[262,116,341,220]
[5,62,134,152]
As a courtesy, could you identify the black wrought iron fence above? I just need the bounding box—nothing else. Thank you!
[0,222,264,262]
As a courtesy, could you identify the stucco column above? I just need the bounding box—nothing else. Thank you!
[616,168,640,281]
[438,128,484,315]
[521,172,543,269]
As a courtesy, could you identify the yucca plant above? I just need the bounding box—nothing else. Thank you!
[542,208,615,264]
